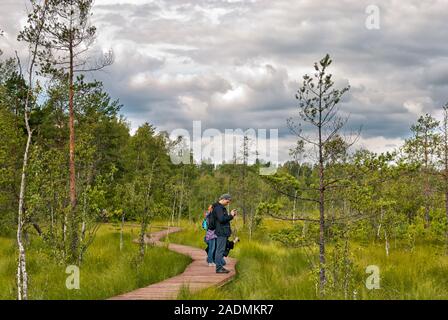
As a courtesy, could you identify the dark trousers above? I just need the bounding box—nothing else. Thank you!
[206,238,216,263]
[215,236,228,270]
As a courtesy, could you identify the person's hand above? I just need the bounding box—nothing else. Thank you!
[231,209,238,217]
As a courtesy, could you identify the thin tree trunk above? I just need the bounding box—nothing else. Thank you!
[385,229,390,257]
[292,190,297,224]
[139,159,157,260]
[177,190,183,226]
[301,202,307,236]
[139,221,146,259]
[318,172,326,293]
[80,220,86,248]
[50,202,54,235]
[68,17,78,262]
[377,209,384,240]
[140,205,151,259]
[423,134,431,229]
[170,192,177,229]
[63,212,67,257]
[248,209,253,241]
[188,196,191,222]
[442,109,448,254]
[120,212,125,251]
[445,189,448,254]
[242,137,248,226]
[318,93,326,294]
[377,222,382,239]
[77,193,87,266]
[139,204,150,260]
[17,130,32,300]
[177,169,184,226]
[78,220,86,266]
[343,236,350,299]
[80,193,87,245]
[424,175,430,228]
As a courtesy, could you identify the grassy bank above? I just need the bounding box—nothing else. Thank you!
[2,219,446,300]
[0,223,190,300]
[168,219,448,300]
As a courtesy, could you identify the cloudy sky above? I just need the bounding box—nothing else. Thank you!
[1,0,448,162]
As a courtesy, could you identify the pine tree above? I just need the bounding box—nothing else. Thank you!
[30,0,113,262]
[286,54,354,294]
[404,114,440,228]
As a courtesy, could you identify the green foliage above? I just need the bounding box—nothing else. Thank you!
[403,114,440,166]
[269,223,318,248]
[325,227,356,299]
[0,74,27,235]
[0,224,190,299]
[2,39,448,299]
[170,220,448,300]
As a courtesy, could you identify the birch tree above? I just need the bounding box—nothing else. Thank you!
[15,0,50,300]
[124,124,166,260]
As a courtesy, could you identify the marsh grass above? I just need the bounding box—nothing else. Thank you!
[2,218,446,300]
[0,223,191,300]
[169,219,448,300]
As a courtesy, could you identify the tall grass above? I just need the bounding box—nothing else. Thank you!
[354,243,448,299]
[0,223,190,300]
[170,219,448,300]
[2,218,446,300]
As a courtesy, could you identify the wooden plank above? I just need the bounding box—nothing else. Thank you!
[109,227,237,300]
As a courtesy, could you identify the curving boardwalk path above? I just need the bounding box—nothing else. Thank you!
[110,227,237,300]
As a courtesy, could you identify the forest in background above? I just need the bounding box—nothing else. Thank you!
[1,0,448,300]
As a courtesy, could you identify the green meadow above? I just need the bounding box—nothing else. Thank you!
[1,219,447,300]
[0,223,190,300]
[171,219,448,300]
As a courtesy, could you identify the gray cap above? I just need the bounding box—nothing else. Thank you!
[219,193,232,200]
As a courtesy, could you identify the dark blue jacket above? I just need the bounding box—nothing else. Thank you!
[212,202,233,237]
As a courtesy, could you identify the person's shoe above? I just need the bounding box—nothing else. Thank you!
[216,267,230,274]
[208,263,214,267]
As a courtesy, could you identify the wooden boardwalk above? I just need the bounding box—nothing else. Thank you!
[110,227,237,300]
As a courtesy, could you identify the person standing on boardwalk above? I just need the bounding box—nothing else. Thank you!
[212,194,237,274]
[204,204,217,267]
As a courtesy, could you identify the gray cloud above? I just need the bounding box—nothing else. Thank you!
[2,0,448,161]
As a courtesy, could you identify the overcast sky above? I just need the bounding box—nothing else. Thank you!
[1,0,448,162]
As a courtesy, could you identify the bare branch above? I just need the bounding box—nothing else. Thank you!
[266,211,320,222]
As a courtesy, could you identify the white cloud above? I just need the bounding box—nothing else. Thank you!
[1,0,448,162]
[354,136,405,154]
[403,97,433,116]
[95,0,153,5]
